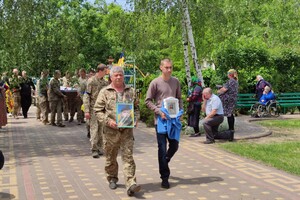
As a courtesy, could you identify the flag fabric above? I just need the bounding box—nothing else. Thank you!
[117,52,125,67]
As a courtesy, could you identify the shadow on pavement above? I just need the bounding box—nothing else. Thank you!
[0,192,16,199]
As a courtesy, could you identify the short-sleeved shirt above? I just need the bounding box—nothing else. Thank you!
[205,94,224,116]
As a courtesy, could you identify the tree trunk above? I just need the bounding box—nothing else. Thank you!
[181,18,192,89]
[181,0,205,87]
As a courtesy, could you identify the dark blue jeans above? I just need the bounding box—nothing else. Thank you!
[156,127,179,180]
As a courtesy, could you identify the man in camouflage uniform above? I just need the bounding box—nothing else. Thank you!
[62,71,72,121]
[48,70,67,127]
[83,64,108,158]
[35,73,42,121]
[94,66,141,197]
[10,69,22,119]
[38,69,50,125]
[77,68,88,125]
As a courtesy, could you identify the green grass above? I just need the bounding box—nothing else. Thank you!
[218,119,300,176]
[256,119,300,128]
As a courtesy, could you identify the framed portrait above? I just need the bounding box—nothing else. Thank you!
[163,97,179,118]
[116,103,135,128]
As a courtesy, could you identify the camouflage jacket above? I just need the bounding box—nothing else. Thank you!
[83,76,108,113]
[78,77,88,98]
[48,78,64,101]
[94,84,140,125]
[38,77,49,97]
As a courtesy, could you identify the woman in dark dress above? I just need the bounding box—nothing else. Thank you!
[187,77,203,137]
[217,69,239,132]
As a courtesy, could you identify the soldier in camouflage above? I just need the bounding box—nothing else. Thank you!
[38,69,50,125]
[62,71,72,121]
[83,64,108,158]
[76,68,88,125]
[94,66,141,197]
[48,70,67,127]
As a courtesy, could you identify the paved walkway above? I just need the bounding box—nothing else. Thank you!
[1,107,300,200]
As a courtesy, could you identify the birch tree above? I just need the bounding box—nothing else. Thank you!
[181,0,205,87]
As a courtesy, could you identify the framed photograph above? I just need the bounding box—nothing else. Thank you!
[116,103,135,128]
[163,97,179,118]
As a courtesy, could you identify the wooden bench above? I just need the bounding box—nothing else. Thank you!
[276,92,300,113]
[236,93,257,109]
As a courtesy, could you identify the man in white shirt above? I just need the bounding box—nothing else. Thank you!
[201,88,225,144]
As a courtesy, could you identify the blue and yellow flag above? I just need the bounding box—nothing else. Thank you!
[117,52,125,67]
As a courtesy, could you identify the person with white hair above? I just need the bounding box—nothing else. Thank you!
[259,86,275,105]
[255,75,271,100]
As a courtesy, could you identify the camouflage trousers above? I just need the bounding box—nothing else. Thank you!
[69,96,83,122]
[39,96,49,123]
[36,96,41,119]
[12,91,21,117]
[104,127,137,190]
[49,99,63,125]
[90,113,103,151]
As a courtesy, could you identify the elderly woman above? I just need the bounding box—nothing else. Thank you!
[217,69,239,132]
[187,77,203,137]
[259,86,275,105]
[255,75,271,100]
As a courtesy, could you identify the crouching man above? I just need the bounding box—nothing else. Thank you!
[202,88,233,144]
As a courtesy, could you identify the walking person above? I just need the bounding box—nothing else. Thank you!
[48,70,67,127]
[187,76,203,137]
[145,58,183,189]
[20,71,35,118]
[75,68,87,125]
[83,64,108,158]
[10,68,22,119]
[38,69,50,125]
[94,66,141,196]
[217,69,238,133]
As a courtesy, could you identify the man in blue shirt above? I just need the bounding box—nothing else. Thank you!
[201,88,226,144]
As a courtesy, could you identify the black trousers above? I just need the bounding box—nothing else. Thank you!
[203,115,224,142]
[155,126,179,180]
[21,95,32,118]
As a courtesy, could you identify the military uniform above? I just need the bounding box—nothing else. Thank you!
[35,79,41,120]
[48,78,65,126]
[10,75,22,118]
[38,77,50,124]
[83,76,108,154]
[94,84,140,190]
[76,76,88,124]
[62,76,71,121]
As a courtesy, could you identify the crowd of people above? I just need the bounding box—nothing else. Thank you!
[0,57,274,195]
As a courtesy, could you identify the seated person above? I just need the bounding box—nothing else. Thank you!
[251,86,275,117]
[259,86,275,105]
